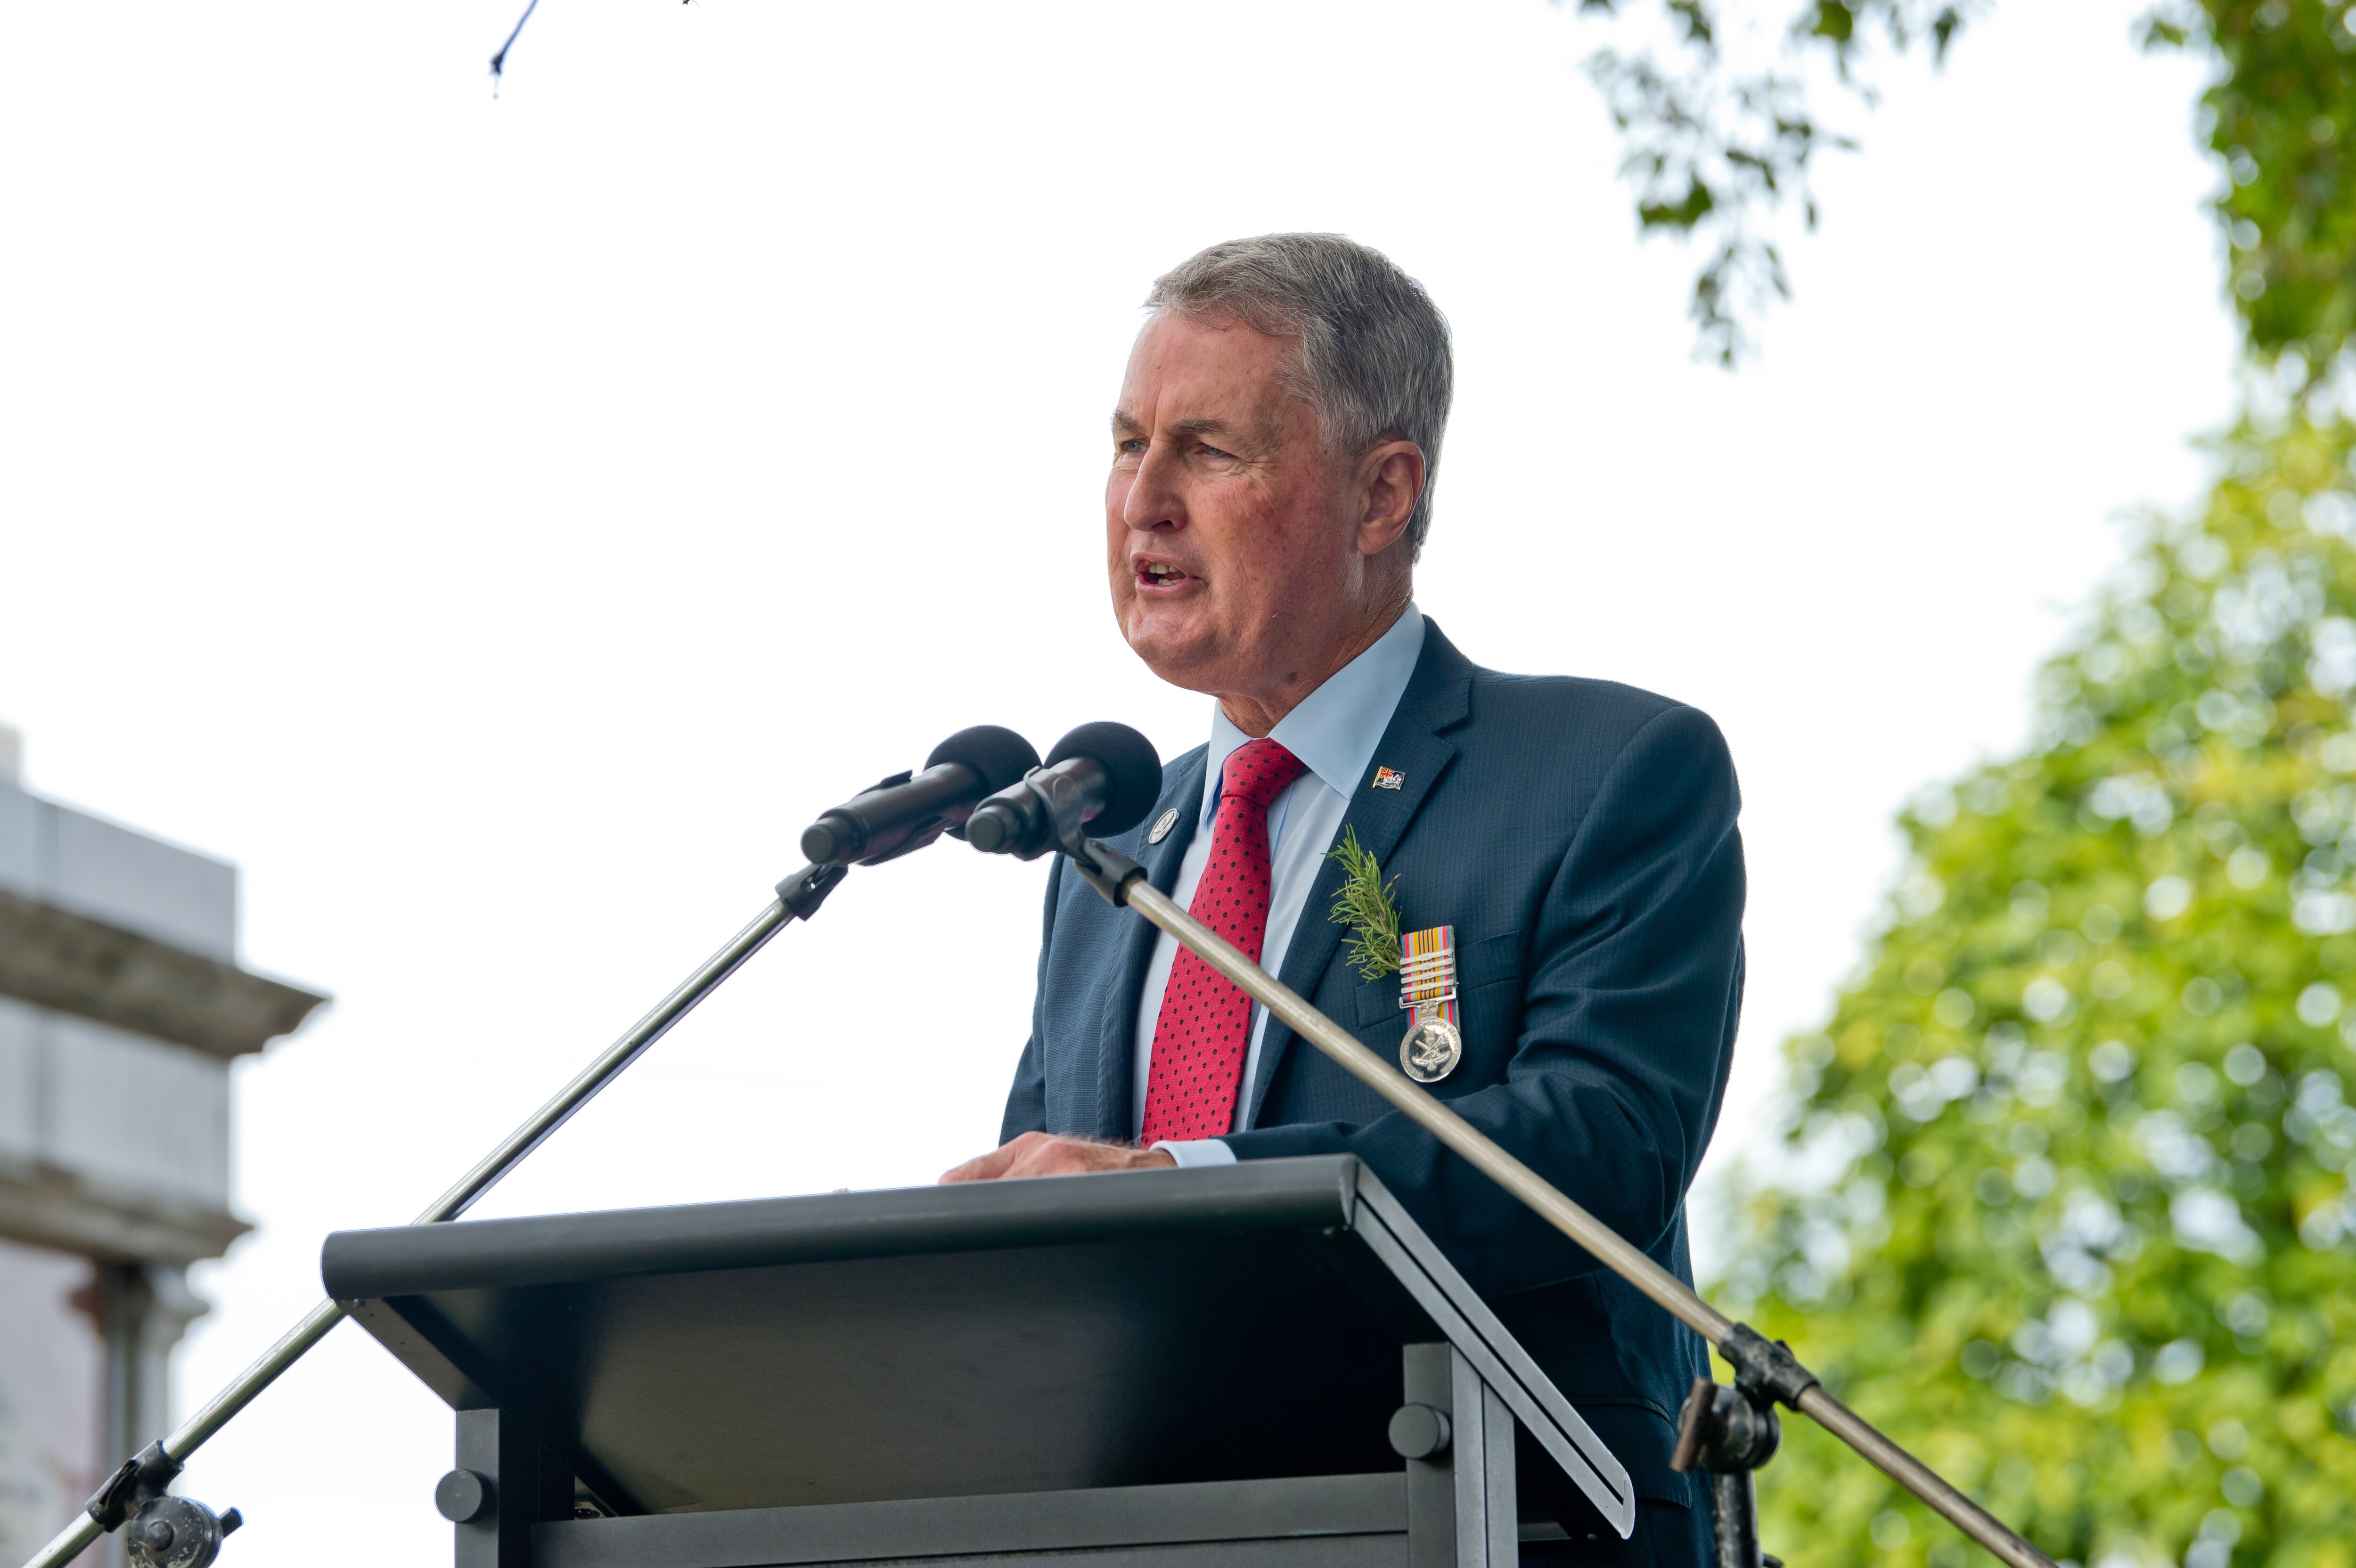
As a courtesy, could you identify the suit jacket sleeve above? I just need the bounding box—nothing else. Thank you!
[998,854,1063,1143]
[1218,704,1745,1298]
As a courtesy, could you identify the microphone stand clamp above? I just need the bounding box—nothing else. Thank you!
[1055,830,1145,901]
[1671,1372,1783,1568]
[88,1444,241,1568]
[777,861,849,917]
[1669,1325,1817,1568]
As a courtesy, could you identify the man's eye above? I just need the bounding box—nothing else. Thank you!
[1197,444,1234,460]
[1117,439,1147,455]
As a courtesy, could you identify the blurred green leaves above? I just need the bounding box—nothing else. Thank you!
[2143,2,2356,376]
[1581,1,2356,370]
[1573,0,1978,364]
[1723,416,2356,1568]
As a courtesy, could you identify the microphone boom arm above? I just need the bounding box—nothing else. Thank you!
[20,863,848,1568]
[1051,833,2056,1568]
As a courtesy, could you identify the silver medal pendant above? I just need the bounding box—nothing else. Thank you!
[1399,1017,1462,1083]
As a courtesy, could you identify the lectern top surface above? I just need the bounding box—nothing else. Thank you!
[324,1156,1627,1527]
[328,1153,1367,1298]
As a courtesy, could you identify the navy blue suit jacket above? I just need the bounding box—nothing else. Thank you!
[999,621,1745,1524]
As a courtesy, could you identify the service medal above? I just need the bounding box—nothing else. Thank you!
[1397,925,1462,1083]
[1400,1017,1462,1083]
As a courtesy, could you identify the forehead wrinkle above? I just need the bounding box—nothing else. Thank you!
[1164,416,1245,441]
[1111,405,1268,448]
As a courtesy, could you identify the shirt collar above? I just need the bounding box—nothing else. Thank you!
[1200,604,1427,827]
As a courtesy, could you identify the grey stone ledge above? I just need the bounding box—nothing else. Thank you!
[0,1155,252,1264]
[0,885,328,1059]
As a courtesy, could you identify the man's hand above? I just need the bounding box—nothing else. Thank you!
[940,1132,1177,1184]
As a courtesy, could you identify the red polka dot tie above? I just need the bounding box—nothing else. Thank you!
[1138,738,1309,1143]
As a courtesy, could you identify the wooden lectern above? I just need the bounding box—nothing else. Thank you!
[323,1156,1634,1568]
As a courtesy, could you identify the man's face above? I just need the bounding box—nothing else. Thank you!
[1106,311,1364,698]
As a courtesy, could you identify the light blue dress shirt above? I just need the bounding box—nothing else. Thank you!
[1136,605,1427,1166]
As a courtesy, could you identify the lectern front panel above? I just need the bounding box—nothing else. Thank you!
[422,1229,1405,1509]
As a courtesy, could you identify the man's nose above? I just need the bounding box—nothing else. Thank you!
[1122,442,1185,533]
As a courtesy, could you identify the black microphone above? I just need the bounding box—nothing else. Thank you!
[799,725,1042,868]
[965,721,1163,859]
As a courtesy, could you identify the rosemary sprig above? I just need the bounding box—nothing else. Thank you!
[1325,825,1402,981]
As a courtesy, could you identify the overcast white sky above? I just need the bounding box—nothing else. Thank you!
[0,2,2235,1563]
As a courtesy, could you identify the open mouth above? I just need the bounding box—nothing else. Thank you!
[1137,562,1193,589]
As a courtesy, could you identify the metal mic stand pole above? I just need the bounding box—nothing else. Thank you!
[22,864,848,1568]
[1052,834,2056,1568]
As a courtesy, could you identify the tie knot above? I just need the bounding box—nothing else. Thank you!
[1220,738,1307,812]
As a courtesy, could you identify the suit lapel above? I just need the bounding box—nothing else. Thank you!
[1244,625,1474,1128]
[1092,748,1206,1140]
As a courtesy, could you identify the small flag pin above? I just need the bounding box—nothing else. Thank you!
[1372,767,1405,791]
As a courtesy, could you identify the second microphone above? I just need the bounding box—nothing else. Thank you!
[965,723,1163,859]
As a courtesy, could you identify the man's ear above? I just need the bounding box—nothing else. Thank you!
[1354,439,1426,557]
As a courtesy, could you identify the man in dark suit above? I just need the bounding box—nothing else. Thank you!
[942,234,1744,1567]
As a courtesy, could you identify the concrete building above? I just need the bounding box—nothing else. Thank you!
[0,728,326,1566]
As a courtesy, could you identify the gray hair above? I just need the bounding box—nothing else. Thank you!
[1145,234,1453,559]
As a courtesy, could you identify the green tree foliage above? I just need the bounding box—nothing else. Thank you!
[1574,1,1979,360]
[1575,0,1976,363]
[2144,2,2356,373]
[1580,1,2356,368]
[1721,414,2356,1568]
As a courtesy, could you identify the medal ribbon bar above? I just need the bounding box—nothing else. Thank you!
[1397,925,1458,1028]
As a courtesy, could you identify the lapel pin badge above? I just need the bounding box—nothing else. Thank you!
[1147,807,1180,844]
[1397,925,1462,1083]
[1372,766,1405,791]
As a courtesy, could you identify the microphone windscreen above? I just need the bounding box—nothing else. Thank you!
[926,726,1042,795]
[1046,722,1163,837]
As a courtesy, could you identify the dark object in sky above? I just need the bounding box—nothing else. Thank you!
[489,0,698,91]
[489,0,539,92]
